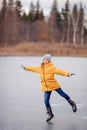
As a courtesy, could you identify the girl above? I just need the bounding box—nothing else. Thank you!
[21,54,77,122]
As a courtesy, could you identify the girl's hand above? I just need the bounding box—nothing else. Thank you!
[67,73,75,77]
[21,64,25,69]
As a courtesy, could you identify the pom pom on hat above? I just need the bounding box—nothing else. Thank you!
[43,54,51,61]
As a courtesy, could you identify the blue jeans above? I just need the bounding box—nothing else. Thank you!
[44,88,70,108]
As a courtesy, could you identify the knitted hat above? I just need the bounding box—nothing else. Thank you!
[43,54,51,61]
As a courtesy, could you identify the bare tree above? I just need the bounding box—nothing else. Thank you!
[72,4,79,44]
[78,3,84,45]
[65,0,70,44]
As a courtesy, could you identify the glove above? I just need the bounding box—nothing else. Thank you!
[70,73,75,76]
[21,64,25,69]
[68,73,75,77]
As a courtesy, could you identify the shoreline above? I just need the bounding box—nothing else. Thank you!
[0,42,87,57]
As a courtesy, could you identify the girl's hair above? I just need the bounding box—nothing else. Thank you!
[41,62,44,69]
[41,60,51,69]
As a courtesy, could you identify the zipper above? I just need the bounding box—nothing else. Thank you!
[43,66,48,91]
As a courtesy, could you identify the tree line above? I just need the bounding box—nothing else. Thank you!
[0,0,87,46]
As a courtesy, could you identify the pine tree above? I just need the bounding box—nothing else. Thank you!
[8,0,14,9]
[2,0,7,10]
[39,9,44,20]
[0,0,7,20]
[28,2,35,22]
[52,0,62,29]
[0,0,7,44]
[51,0,57,12]
[15,0,22,16]
[34,0,44,21]
[48,0,62,42]
[61,0,72,43]
[34,0,40,21]
[65,0,70,20]
[22,11,28,21]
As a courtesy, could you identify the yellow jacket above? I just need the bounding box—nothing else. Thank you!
[25,62,69,91]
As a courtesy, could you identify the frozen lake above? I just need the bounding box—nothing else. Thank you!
[0,56,87,130]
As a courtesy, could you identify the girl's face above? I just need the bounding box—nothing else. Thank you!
[43,59,50,65]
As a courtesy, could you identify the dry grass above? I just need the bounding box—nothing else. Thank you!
[0,42,87,57]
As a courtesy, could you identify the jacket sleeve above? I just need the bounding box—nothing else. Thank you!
[52,66,69,76]
[24,66,40,73]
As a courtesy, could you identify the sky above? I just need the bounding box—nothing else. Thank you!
[0,0,87,16]
[20,0,87,16]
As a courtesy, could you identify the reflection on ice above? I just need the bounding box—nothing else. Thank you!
[77,103,87,109]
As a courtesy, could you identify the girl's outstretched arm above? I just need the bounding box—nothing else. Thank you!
[52,65,75,77]
[21,64,40,73]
